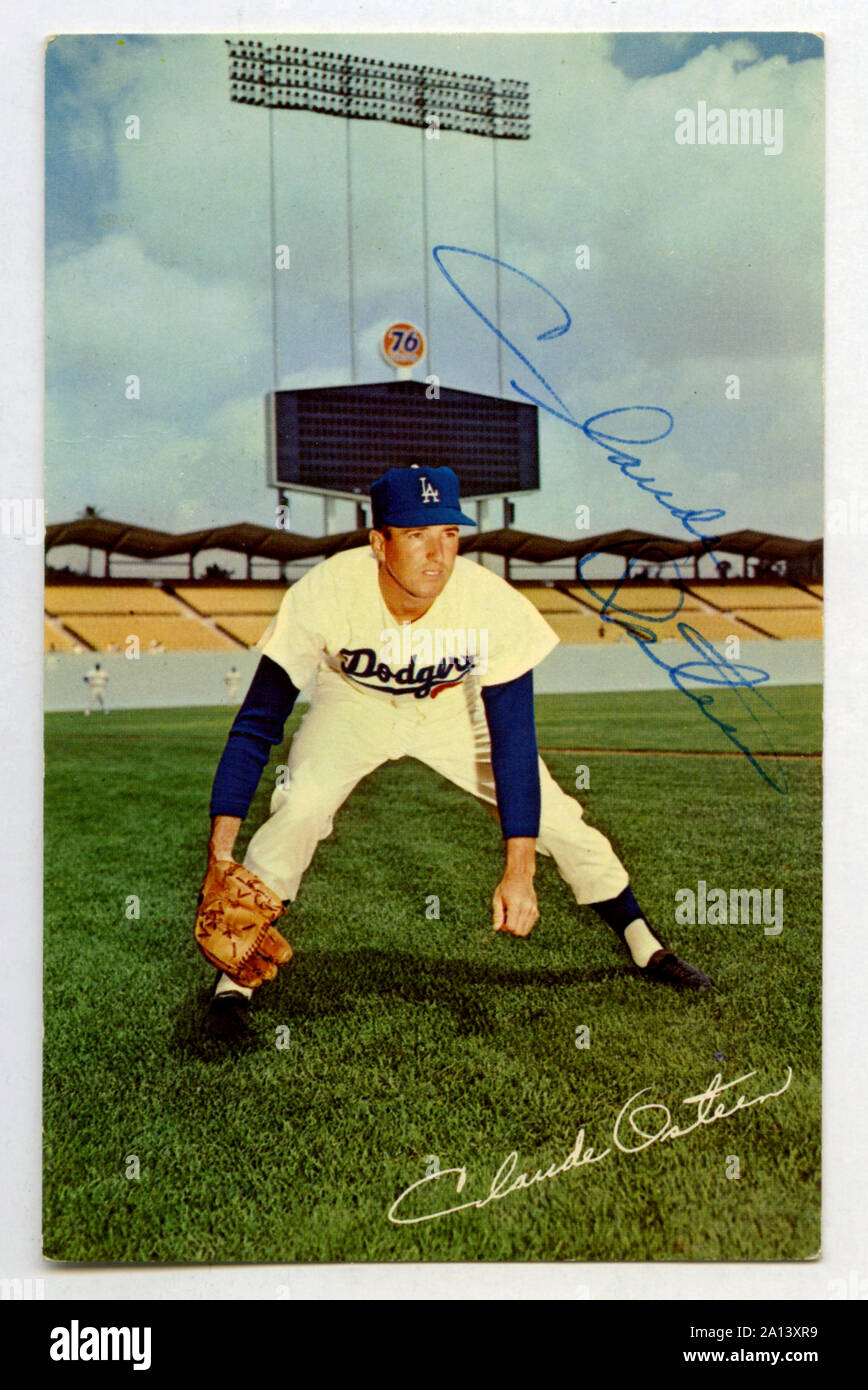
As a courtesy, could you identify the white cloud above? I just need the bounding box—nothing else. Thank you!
[47,234,270,419]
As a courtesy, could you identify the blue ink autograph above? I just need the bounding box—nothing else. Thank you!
[433,243,788,792]
[576,561,788,792]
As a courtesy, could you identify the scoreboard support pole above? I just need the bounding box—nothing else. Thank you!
[475,497,506,577]
[323,495,339,536]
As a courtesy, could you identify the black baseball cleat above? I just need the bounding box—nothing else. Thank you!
[204,990,251,1042]
[642,949,712,993]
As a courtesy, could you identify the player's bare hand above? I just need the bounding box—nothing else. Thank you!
[492,872,539,938]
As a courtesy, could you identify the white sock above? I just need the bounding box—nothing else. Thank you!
[623,917,664,968]
[215,973,253,1001]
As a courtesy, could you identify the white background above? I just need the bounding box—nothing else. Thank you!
[2,0,865,1301]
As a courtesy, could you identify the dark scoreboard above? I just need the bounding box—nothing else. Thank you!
[267,380,539,499]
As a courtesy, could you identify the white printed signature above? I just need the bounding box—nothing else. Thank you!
[387,1068,793,1225]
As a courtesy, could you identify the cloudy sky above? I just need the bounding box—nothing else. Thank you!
[45,30,824,546]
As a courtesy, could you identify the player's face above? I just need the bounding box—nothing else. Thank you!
[372,524,461,605]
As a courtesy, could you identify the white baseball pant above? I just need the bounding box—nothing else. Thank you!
[243,672,629,908]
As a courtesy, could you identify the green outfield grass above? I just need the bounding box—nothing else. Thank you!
[43,686,821,1264]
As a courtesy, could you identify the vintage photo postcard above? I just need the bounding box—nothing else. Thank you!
[43,31,823,1264]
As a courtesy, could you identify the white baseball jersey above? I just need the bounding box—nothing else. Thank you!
[242,547,629,908]
[256,547,560,701]
[84,667,109,690]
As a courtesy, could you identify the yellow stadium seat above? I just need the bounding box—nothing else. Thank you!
[216,615,274,646]
[544,613,623,644]
[675,612,766,641]
[564,583,700,615]
[740,609,823,640]
[44,585,182,615]
[594,612,762,643]
[611,585,701,612]
[174,585,287,616]
[519,585,586,615]
[62,615,239,652]
[44,622,78,652]
[688,584,812,611]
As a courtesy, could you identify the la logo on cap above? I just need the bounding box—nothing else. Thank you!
[419,476,440,503]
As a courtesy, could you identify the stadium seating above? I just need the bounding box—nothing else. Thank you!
[610,611,760,643]
[174,585,286,616]
[549,610,770,645]
[740,609,823,640]
[543,612,623,644]
[487,585,822,645]
[564,583,702,614]
[215,615,275,647]
[43,578,823,651]
[44,621,80,652]
[663,612,761,641]
[520,585,592,615]
[44,585,181,615]
[521,586,672,643]
[687,584,818,610]
[61,615,238,652]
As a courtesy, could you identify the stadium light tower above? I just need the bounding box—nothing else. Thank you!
[226,40,530,400]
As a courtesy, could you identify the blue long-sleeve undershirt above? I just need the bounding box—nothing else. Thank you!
[210,656,542,840]
[210,656,300,819]
[480,669,541,839]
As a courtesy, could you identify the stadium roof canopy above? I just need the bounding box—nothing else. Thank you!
[460,527,699,563]
[698,529,823,561]
[46,517,822,571]
[45,518,369,563]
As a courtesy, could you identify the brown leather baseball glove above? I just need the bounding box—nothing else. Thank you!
[194,860,293,989]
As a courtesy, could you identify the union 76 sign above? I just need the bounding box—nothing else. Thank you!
[381,322,426,368]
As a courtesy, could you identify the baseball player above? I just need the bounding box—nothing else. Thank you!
[223,665,242,703]
[83,661,109,715]
[198,466,711,1041]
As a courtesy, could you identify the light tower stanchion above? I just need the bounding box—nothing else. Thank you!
[492,137,504,399]
[421,124,433,386]
[346,114,358,384]
[267,105,280,393]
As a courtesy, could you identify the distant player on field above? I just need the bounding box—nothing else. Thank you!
[83,661,109,716]
[223,665,242,703]
[201,466,711,1040]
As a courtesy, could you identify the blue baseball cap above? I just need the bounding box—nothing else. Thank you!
[370,465,476,529]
